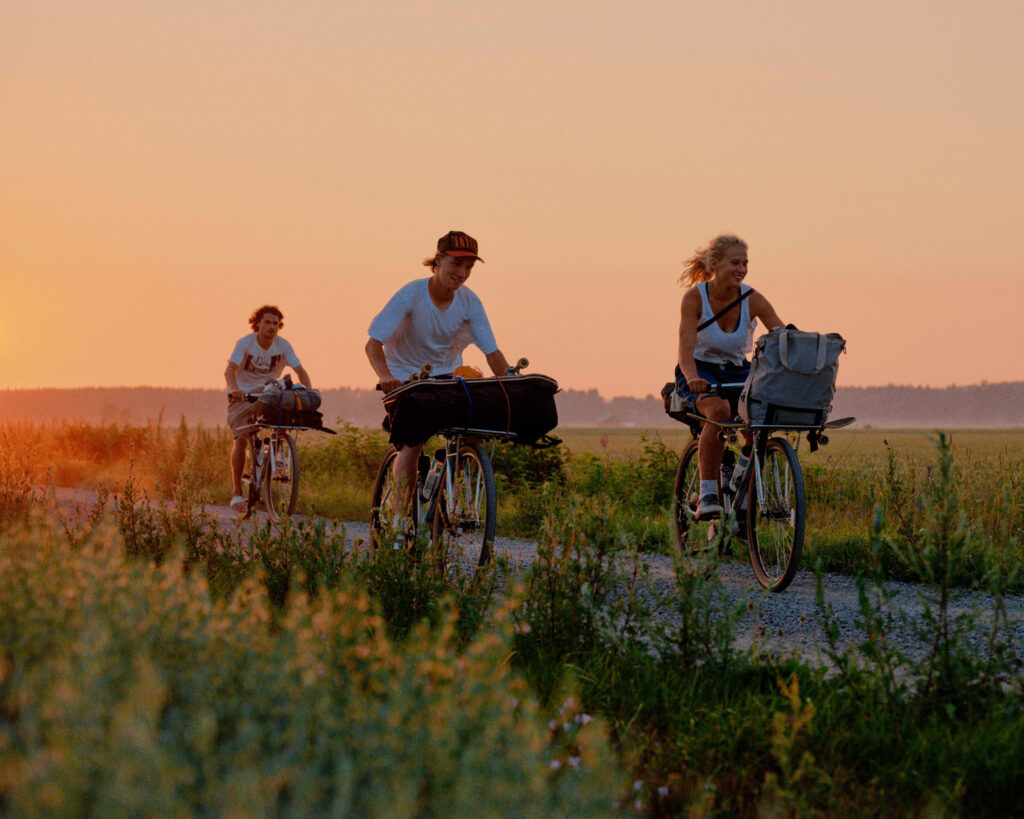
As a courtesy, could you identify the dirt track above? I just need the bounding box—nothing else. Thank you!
[48,487,1024,668]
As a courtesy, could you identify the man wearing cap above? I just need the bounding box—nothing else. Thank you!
[365,230,510,504]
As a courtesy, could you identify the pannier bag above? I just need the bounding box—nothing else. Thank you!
[382,374,559,449]
[739,329,846,428]
[256,380,326,429]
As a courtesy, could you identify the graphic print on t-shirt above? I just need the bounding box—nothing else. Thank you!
[241,352,283,378]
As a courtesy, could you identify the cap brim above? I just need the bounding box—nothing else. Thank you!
[446,250,484,262]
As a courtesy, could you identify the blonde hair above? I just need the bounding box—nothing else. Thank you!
[680,235,747,286]
[422,252,444,271]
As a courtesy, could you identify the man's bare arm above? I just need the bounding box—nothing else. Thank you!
[365,338,401,393]
[485,349,510,376]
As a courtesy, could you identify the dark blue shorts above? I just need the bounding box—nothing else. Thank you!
[675,360,750,418]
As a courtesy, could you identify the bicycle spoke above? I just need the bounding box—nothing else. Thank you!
[432,443,495,571]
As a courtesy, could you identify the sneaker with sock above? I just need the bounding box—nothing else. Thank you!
[695,493,722,520]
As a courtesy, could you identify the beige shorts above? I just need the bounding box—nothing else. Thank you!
[227,397,257,438]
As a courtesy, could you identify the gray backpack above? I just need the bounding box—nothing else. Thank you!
[739,329,846,428]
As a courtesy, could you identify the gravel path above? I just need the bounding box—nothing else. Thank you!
[50,487,1024,669]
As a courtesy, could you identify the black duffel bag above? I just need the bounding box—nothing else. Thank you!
[382,374,559,449]
[256,381,327,429]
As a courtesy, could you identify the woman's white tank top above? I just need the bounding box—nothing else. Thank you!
[693,283,756,366]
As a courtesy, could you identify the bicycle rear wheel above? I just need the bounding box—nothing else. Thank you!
[431,443,496,571]
[673,439,731,575]
[264,432,299,523]
[746,436,805,592]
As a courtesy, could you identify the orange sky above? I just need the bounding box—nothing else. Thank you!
[2,1,1022,398]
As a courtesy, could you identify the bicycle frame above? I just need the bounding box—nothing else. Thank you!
[420,428,507,525]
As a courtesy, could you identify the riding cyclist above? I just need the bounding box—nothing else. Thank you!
[365,230,510,508]
[225,305,313,515]
[676,234,784,523]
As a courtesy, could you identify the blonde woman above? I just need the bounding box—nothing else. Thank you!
[676,235,784,520]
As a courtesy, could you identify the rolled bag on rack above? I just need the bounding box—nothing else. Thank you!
[256,380,327,429]
[382,374,559,449]
[739,328,846,428]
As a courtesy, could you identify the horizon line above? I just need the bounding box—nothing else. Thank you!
[1,380,1022,399]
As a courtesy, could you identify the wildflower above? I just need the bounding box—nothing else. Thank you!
[550,759,562,770]
[568,756,581,769]
[575,713,593,725]
[658,786,669,797]
[548,720,558,731]
[633,780,643,791]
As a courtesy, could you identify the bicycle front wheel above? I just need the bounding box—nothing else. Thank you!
[240,435,262,520]
[264,432,299,522]
[746,436,805,592]
[431,443,496,570]
[673,439,730,575]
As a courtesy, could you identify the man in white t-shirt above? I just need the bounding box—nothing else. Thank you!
[365,230,510,507]
[225,305,313,514]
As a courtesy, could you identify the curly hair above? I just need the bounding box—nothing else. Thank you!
[248,305,284,332]
[680,235,747,286]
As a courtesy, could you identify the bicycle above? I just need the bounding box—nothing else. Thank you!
[369,359,539,572]
[672,382,854,592]
[236,392,313,523]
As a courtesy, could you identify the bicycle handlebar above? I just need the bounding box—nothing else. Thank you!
[688,381,745,396]
[376,358,533,391]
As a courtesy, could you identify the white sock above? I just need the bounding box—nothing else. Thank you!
[700,480,718,498]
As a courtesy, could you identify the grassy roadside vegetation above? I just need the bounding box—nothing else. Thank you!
[1,430,1024,815]
[2,420,1023,587]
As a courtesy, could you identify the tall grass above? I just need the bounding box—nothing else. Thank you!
[2,435,1024,815]
[3,419,1023,589]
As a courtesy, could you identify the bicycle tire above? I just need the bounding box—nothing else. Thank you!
[241,434,262,520]
[264,432,299,522]
[746,436,805,592]
[431,443,496,571]
[370,445,404,555]
[673,439,732,575]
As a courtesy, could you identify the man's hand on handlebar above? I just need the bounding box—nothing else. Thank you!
[688,377,710,394]
[378,375,402,394]
[228,389,245,401]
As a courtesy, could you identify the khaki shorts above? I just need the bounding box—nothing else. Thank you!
[227,397,257,438]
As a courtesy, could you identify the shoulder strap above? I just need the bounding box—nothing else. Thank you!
[697,287,755,332]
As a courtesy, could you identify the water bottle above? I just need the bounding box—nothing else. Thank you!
[729,445,751,493]
[420,449,445,503]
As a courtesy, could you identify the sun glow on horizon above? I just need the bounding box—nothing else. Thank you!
[2,1,1022,397]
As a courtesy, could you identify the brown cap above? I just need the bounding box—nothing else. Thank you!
[437,230,484,262]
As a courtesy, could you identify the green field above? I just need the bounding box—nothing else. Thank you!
[3,419,1022,582]
[2,420,1024,815]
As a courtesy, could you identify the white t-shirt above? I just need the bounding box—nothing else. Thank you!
[368,278,498,382]
[228,334,302,393]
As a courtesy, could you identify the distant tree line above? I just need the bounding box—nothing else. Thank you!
[0,382,1022,428]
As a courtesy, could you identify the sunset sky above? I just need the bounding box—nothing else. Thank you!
[2,1,1022,398]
